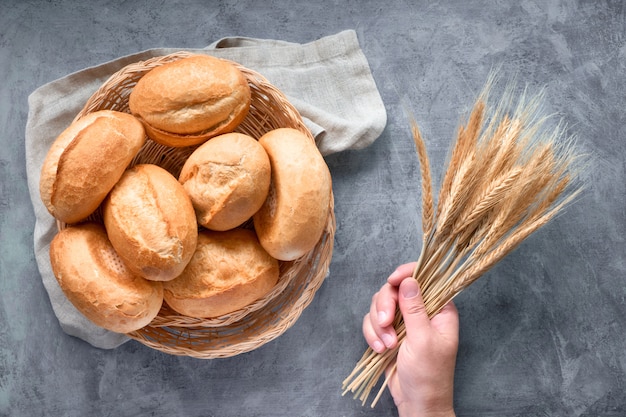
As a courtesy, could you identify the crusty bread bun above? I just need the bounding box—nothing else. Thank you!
[163,228,279,318]
[128,54,251,147]
[103,164,198,282]
[49,222,163,333]
[253,128,332,261]
[39,110,146,224]
[179,132,271,231]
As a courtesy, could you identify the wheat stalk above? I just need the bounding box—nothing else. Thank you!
[342,77,582,407]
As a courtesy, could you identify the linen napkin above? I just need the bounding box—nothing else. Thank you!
[24,29,387,349]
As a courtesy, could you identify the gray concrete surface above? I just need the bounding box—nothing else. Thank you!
[1,1,625,416]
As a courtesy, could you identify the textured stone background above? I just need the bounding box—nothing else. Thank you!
[1,1,625,416]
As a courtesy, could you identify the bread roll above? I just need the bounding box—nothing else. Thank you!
[179,132,271,231]
[253,128,332,261]
[103,164,198,282]
[39,110,146,224]
[49,222,163,333]
[163,228,279,318]
[128,54,251,147]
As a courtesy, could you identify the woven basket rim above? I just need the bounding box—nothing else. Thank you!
[55,51,336,358]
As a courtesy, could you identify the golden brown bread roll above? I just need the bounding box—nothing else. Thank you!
[128,54,251,147]
[49,222,163,333]
[253,128,332,261]
[103,164,198,282]
[39,110,146,224]
[179,132,271,231]
[163,228,279,318]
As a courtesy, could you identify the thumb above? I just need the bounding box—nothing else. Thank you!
[397,278,430,340]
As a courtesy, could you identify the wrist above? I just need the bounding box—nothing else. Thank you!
[397,403,455,417]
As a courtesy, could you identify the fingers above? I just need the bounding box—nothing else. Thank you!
[362,283,399,353]
[397,278,431,344]
[364,263,454,355]
[374,283,397,327]
[362,313,386,353]
[390,264,459,343]
[387,262,418,286]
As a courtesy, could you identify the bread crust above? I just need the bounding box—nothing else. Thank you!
[253,128,332,261]
[179,133,271,231]
[128,55,251,147]
[163,228,279,318]
[39,110,146,224]
[49,222,163,333]
[103,164,198,282]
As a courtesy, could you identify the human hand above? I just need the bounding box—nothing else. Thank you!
[362,262,459,417]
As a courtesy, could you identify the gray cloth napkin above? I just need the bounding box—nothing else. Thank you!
[24,29,387,349]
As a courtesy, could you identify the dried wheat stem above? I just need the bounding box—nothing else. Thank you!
[372,362,398,407]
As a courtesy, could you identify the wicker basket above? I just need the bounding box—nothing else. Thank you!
[57,51,336,358]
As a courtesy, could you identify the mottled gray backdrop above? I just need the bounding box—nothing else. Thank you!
[1,1,625,416]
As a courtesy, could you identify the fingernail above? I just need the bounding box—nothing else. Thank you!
[373,340,385,353]
[381,332,394,348]
[377,311,387,325]
[401,280,419,299]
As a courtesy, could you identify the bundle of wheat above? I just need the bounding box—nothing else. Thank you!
[342,76,583,407]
